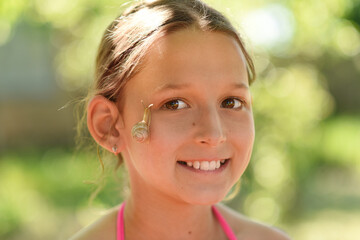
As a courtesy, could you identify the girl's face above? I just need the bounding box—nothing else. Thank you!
[119,28,254,205]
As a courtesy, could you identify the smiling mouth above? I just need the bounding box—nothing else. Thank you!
[177,159,229,171]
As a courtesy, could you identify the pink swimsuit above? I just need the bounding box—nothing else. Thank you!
[117,203,237,240]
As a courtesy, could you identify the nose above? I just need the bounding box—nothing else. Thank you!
[194,107,226,147]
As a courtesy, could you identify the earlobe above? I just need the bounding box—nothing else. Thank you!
[87,95,125,153]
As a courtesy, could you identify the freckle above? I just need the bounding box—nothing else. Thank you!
[188,231,192,235]
[192,122,195,126]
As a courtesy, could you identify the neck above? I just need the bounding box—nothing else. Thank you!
[123,188,226,240]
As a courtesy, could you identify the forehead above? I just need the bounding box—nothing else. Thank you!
[124,28,248,96]
[149,28,246,75]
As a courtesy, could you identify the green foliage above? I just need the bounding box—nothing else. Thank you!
[0,148,124,240]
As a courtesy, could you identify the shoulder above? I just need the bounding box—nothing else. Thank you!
[68,206,119,240]
[215,204,292,240]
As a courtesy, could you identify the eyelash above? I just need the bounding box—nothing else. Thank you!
[160,97,246,110]
[160,98,189,110]
[221,97,246,110]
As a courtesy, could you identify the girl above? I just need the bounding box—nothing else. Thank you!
[71,0,290,239]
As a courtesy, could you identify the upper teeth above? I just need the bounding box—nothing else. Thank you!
[186,160,223,171]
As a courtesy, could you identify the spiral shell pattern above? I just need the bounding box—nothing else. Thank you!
[131,121,149,142]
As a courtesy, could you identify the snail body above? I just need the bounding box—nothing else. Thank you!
[131,103,153,142]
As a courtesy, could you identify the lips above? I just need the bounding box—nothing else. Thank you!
[177,159,229,171]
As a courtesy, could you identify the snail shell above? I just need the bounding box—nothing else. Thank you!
[131,121,149,142]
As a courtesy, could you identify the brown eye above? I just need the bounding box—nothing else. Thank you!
[163,99,188,110]
[221,98,243,109]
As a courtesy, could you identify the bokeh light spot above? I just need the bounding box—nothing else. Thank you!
[244,192,280,224]
[334,21,360,56]
[242,4,295,49]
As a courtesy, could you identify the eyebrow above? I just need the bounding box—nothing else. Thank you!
[230,83,249,90]
[153,83,191,93]
[153,82,249,93]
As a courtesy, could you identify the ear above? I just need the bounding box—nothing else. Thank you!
[87,95,125,154]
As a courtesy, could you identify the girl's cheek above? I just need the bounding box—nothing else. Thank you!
[153,114,194,140]
[227,116,255,143]
[224,111,254,128]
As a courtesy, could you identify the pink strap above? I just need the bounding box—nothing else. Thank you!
[117,203,125,240]
[117,203,237,240]
[212,205,238,240]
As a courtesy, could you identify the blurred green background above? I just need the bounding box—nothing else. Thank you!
[1,0,359,239]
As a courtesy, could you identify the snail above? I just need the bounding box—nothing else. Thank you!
[131,103,153,143]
